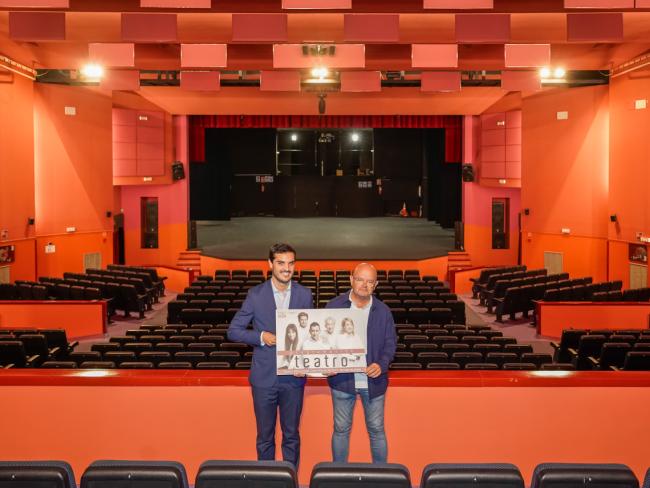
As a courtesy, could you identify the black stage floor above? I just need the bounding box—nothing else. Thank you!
[198,217,455,260]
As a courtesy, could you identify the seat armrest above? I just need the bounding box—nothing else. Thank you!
[493,297,504,304]
[69,341,79,349]
[567,348,578,359]
[587,356,599,369]
[26,354,40,366]
[550,341,559,350]
[5,363,15,369]
[49,346,61,358]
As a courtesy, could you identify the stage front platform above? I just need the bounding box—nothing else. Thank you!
[198,217,455,260]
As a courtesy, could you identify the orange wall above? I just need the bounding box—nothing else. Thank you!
[537,301,650,339]
[0,301,106,339]
[0,73,35,259]
[2,377,650,485]
[35,232,113,278]
[521,85,609,279]
[608,70,650,244]
[34,84,114,237]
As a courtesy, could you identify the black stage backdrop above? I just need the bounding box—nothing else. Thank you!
[191,126,461,227]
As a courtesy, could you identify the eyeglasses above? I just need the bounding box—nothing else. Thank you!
[353,277,377,286]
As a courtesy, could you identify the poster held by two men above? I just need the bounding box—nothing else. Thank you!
[276,309,368,376]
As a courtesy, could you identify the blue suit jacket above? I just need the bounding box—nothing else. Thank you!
[228,279,313,388]
[326,292,397,399]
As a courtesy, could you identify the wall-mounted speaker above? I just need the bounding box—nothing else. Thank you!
[172,161,185,181]
[461,164,474,182]
[27,217,35,225]
[610,214,618,223]
[524,208,530,216]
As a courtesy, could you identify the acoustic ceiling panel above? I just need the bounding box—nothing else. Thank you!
[344,14,400,42]
[180,71,221,90]
[411,44,458,68]
[424,0,493,7]
[9,11,65,40]
[340,71,381,92]
[181,44,227,68]
[420,71,461,92]
[232,13,288,42]
[260,70,301,91]
[564,0,633,7]
[282,0,351,8]
[455,13,510,43]
[121,13,178,42]
[88,43,135,68]
[504,44,550,68]
[101,70,140,91]
[566,12,624,41]
[141,0,211,6]
[0,0,68,6]
[501,70,541,91]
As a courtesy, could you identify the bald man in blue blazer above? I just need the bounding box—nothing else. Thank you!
[228,243,313,468]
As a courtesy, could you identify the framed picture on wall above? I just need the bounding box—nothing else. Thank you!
[629,244,647,264]
[0,245,15,264]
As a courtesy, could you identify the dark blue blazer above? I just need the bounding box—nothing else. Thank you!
[326,292,397,399]
[228,279,313,388]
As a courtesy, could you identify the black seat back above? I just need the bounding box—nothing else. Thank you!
[421,463,524,488]
[0,461,77,488]
[309,462,411,488]
[81,461,188,488]
[196,460,296,488]
[531,463,638,488]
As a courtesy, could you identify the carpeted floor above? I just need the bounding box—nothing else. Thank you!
[198,217,455,260]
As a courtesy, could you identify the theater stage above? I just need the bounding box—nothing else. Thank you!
[197,217,455,260]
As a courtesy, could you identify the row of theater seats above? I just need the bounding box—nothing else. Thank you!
[170,270,453,324]
[480,268,550,308]
[470,265,527,297]
[0,328,78,368]
[391,323,558,370]
[551,328,650,370]
[213,268,429,280]
[0,460,646,488]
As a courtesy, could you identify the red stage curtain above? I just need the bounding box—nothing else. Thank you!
[189,115,462,163]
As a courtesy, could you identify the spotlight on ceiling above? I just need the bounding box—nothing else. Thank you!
[290,133,298,142]
[80,63,104,80]
[351,133,360,142]
[554,67,566,78]
[539,67,551,79]
[311,66,329,80]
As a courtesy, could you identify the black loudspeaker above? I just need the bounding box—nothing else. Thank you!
[462,164,475,182]
[610,214,618,223]
[172,161,185,181]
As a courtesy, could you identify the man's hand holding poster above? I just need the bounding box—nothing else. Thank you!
[276,308,367,376]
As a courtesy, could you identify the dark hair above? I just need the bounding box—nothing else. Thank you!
[298,312,308,320]
[309,322,320,331]
[269,243,296,261]
[285,323,299,351]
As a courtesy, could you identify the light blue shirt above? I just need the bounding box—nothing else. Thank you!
[261,280,292,346]
[350,292,372,389]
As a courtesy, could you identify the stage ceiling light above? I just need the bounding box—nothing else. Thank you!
[351,133,360,142]
[80,63,104,80]
[554,67,566,78]
[291,133,298,141]
[539,66,551,78]
[311,66,329,79]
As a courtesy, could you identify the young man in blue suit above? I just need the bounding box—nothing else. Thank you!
[325,262,397,463]
[227,243,313,468]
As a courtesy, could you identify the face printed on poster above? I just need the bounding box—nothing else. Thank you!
[276,308,368,376]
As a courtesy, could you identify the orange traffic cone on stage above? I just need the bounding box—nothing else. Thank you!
[399,202,408,217]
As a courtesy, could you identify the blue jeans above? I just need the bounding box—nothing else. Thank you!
[331,388,387,463]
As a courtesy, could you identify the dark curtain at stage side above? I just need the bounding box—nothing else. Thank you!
[190,128,276,220]
[189,115,462,164]
[425,129,461,229]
